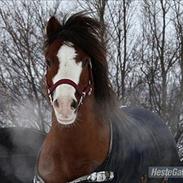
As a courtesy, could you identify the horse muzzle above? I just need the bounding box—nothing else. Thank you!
[52,95,77,125]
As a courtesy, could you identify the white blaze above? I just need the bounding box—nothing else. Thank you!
[53,43,82,101]
[52,43,82,125]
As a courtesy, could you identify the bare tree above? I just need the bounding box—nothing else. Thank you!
[171,0,183,145]
[106,0,139,104]
[140,0,179,117]
[0,0,62,131]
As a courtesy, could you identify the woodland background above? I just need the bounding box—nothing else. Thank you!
[0,0,183,159]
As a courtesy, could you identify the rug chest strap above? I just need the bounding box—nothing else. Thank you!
[68,171,114,183]
[33,171,114,183]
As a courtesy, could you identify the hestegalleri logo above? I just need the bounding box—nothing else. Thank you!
[148,167,183,178]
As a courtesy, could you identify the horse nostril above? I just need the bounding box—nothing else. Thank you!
[71,99,78,110]
[53,99,59,108]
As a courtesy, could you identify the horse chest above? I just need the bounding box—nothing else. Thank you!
[38,143,103,183]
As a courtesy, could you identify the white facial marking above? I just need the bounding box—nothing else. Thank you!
[52,43,82,125]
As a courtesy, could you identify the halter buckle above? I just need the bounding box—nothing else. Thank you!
[88,88,92,96]
[82,91,86,97]
[48,89,53,102]
[77,95,84,108]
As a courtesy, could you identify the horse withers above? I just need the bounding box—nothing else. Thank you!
[35,12,181,183]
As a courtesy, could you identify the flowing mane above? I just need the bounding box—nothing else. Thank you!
[45,12,117,115]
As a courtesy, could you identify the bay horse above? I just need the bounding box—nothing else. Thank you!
[34,12,181,183]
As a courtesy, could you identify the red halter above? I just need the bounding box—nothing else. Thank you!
[46,60,93,108]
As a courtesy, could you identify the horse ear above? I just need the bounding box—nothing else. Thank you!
[46,16,62,38]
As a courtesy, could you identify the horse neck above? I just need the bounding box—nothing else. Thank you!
[51,97,110,156]
[39,96,110,182]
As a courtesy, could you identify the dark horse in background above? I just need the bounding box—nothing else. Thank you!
[33,12,181,183]
[0,128,45,183]
[0,13,181,183]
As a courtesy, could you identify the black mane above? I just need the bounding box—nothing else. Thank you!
[45,12,117,116]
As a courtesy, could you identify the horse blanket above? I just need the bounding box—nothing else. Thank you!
[34,107,181,183]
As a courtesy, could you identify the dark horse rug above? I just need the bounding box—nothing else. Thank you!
[0,127,45,183]
[92,107,182,183]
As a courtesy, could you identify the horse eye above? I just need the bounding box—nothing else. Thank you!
[82,59,88,68]
[46,59,51,67]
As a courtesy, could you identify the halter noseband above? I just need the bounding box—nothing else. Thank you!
[46,60,93,109]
